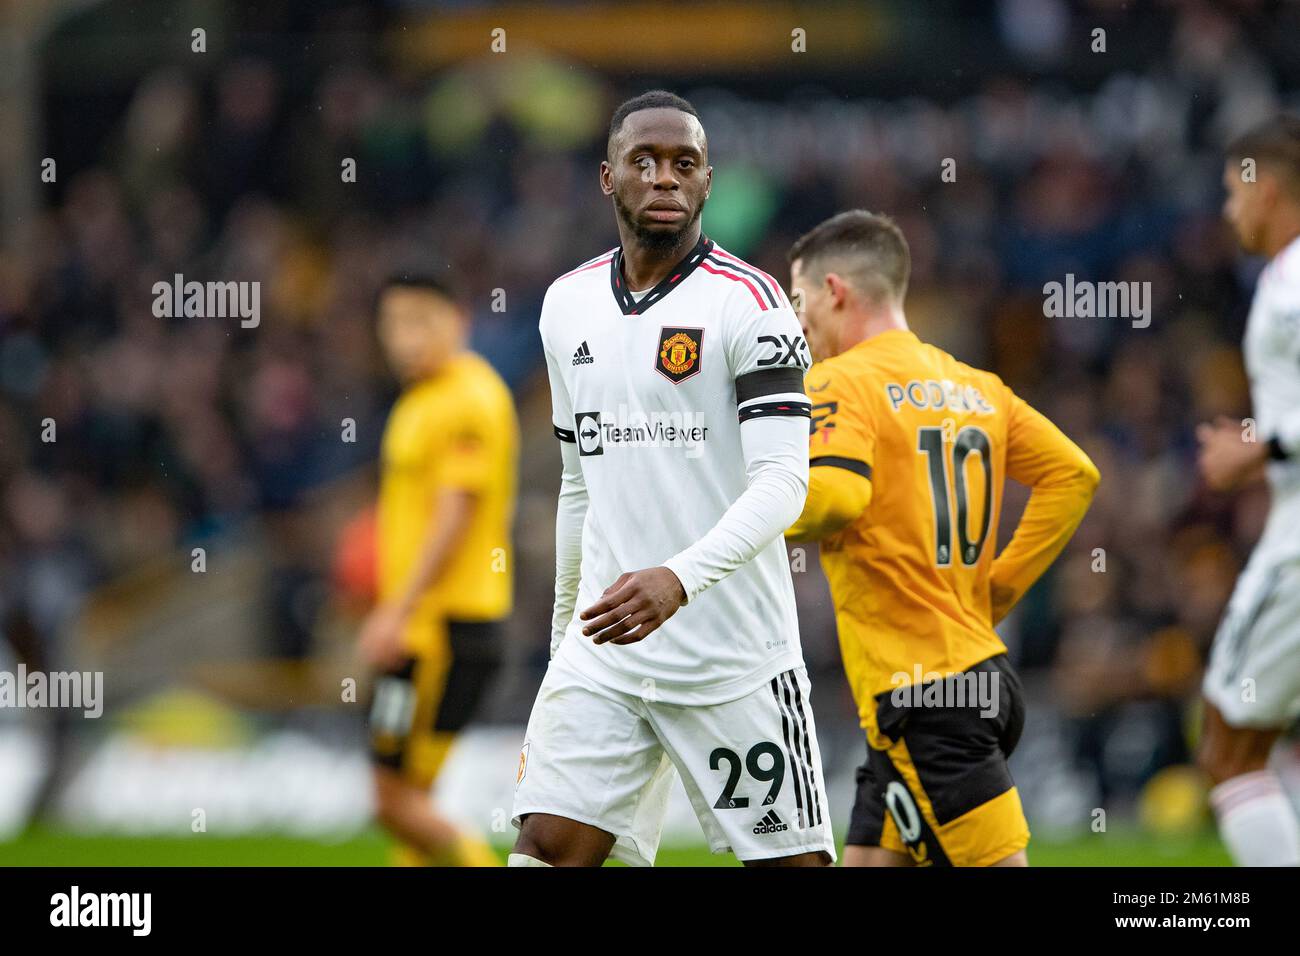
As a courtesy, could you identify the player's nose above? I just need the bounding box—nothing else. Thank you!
[652,159,680,188]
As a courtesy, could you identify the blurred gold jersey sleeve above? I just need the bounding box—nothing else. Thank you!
[377,351,518,650]
[786,329,1097,728]
[989,393,1100,624]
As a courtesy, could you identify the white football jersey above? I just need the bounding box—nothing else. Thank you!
[1243,234,1300,566]
[540,235,812,705]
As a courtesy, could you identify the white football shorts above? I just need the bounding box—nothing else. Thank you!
[512,651,836,865]
[1203,556,1300,728]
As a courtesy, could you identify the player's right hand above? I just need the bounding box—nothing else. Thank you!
[1196,416,1266,491]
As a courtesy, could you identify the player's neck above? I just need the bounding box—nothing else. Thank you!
[405,348,466,386]
[1264,214,1300,260]
[619,224,702,292]
[835,306,909,356]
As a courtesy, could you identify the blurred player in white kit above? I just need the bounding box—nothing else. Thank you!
[1198,115,1300,866]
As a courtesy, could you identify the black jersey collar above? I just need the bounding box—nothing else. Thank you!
[610,234,713,315]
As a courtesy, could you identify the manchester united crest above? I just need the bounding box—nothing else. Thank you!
[655,326,704,384]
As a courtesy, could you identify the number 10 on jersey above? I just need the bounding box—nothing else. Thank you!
[917,425,993,567]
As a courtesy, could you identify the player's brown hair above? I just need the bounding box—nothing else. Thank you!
[788,210,911,305]
[1226,115,1300,199]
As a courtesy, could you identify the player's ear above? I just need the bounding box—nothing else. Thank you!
[599,160,614,196]
[704,164,712,198]
[825,272,849,309]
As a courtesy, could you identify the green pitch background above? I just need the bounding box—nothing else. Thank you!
[0,826,1231,866]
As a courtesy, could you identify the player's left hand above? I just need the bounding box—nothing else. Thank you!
[581,567,687,645]
[1196,415,1267,491]
[358,603,411,669]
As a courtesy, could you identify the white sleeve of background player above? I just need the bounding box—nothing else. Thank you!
[662,295,811,603]
[1268,280,1300,455]
[542,307,587,658]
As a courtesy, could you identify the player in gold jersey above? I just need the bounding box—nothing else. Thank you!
[360,275,519,866]
[784,212,1099,866]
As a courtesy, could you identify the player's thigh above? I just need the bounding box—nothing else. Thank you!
[650,667,836,864]
[990,849,1028,867]
[843,845,912,867]
[869,655,1030,867]
[1203,559,1300,735]
[513,813,616,867]
[368,633,452,788]
[1198,699,1282,783]
[512,656,671,867]
[843,740,912,864]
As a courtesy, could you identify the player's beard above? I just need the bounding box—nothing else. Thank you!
[613,190,706,254]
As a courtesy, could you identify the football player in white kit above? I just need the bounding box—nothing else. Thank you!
[509,91,835,867]
[1197,115,1300,866]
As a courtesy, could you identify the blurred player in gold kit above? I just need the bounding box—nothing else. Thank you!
[785,212,1099,866]
[360,275,518,866]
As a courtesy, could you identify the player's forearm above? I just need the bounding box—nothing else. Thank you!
[551,442,587,653]
[390,489,477,615]
[663,417,808,603]
[786,465,872,542]
[989,463,1099,623]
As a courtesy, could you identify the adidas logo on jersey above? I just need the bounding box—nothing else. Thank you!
[572,341,594,365]
[752,809,788,835]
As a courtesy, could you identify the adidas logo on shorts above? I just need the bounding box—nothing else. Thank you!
[572,341,594,365]
[752,809,788,835]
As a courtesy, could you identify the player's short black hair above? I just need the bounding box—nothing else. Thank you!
[1226,115,1300,197]
[374,273,462,314]
[788,210,911,305]
[607,90,701,153]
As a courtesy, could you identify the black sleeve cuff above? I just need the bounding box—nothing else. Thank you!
[1268,436,1290,461]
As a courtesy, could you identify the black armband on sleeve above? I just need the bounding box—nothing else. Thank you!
[735,366,805,404]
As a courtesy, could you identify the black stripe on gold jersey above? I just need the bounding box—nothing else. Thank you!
[809,455,873,480]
